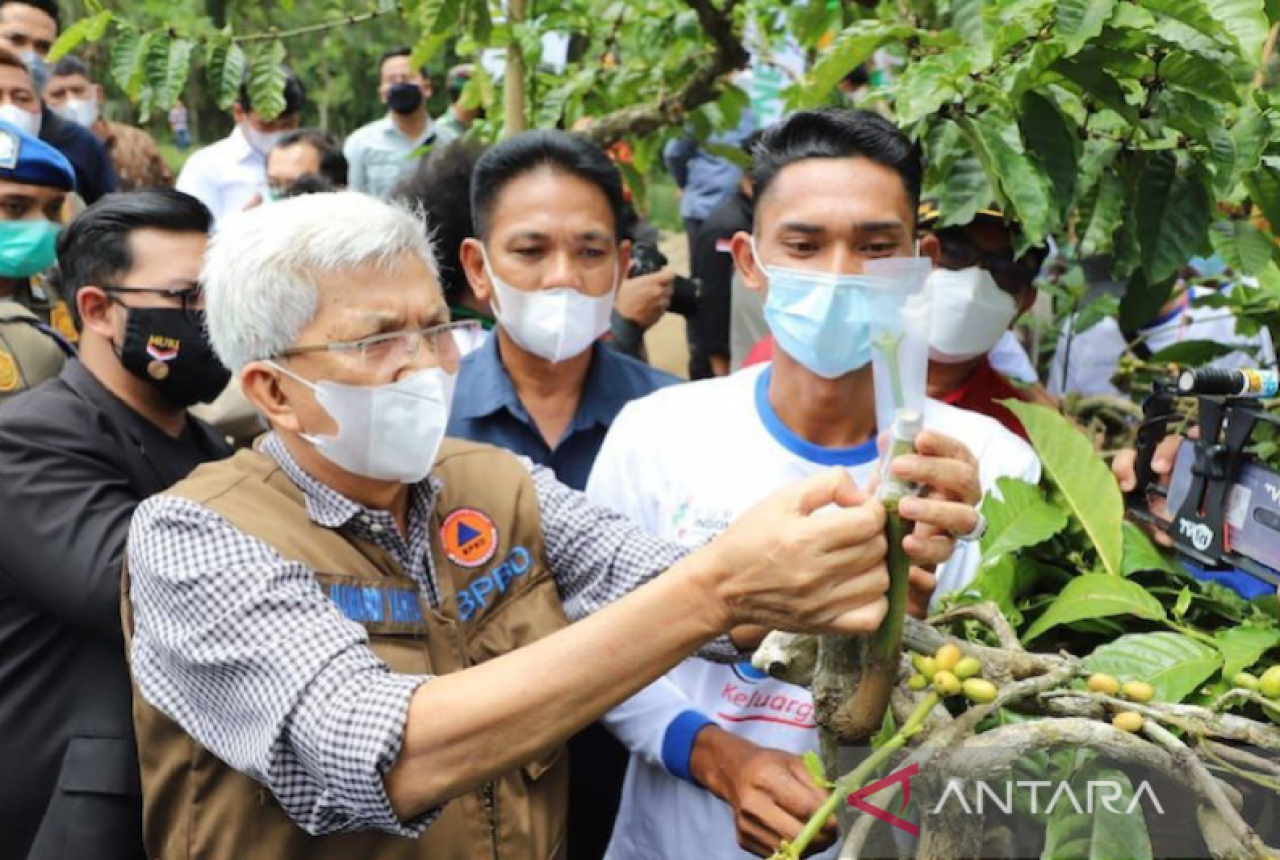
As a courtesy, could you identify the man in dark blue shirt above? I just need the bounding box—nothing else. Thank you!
[449,130,678,493]
[450,334,675,491]
[448,130,679,860]
[40,104,116,203]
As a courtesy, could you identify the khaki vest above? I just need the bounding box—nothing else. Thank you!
[124,440,570,860]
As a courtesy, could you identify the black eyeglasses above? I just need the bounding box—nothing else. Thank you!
[936,232,1046,295]
[103,282,205,324]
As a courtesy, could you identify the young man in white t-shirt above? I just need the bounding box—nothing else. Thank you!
[586,108,1041,860]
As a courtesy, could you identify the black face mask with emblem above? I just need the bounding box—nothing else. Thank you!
[116,307,231,408]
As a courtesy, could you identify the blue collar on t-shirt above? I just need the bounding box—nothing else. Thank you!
[754,366,879,467]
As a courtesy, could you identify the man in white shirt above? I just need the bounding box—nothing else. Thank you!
[344,48,438,200]
[587,108,1041,860]
[175,71,305,229]
[1049,261,1277,397]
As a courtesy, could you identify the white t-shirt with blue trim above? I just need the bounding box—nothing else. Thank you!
[585,363,1040,860]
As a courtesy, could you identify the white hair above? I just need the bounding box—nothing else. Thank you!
[202,191,439,372]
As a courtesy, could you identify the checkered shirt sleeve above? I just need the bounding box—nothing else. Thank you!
[127,496,435,837]
[525,463,740,662]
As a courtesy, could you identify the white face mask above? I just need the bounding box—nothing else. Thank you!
[53,97,98,128]
[242,123,284,156]
[270,362,456,484]
[483,248,616,363]
[928,267,1019,363]
[0,103,41,137]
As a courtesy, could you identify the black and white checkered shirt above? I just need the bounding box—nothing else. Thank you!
[127,433,736,837]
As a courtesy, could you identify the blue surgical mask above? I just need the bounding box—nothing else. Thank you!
[754,239,908,379]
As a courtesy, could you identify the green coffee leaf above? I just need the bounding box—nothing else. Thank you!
[247,40,287,121]
[951,0,989,48]
[47,10,113,62]
[1136,153,1212,284]
[959,115,1056,245]
[1209,219,1276,276]
[1159,51,1241,103]
[1049,58,1142,127]
[979,477,1070,569]
[1080,171,1124,257]
[1005,401,1124,576]
[1040,759,1154,860]
[1215,626,1280,678]
[109,27,144,98]
[798,22,914,109]
[206,39,245,111]
[1024,574,1167,641]
[891,50,968,125]
[1019,92,1079,216]
[927,138,993,228]
[1244,166,1280,238]
[1144,0,1231,44]
[468,0,493,45]
[1207,0,1271,61]
[1056,0,1118,56]
[1121,521,1178,576]
[1173,586,1193,619]
[1085,631,1222,703]
[145,36,193,114]
[419,0,461,34]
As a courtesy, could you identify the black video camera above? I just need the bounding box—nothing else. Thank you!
[628,243,701,319]
[1128,368,1280,586]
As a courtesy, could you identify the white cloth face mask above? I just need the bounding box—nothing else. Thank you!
[483,247,616,363]
[270,362,456,484]
[242,123,284,156]
[54,97,99,128]
[928,266,1019,363]
[0,103,41,137]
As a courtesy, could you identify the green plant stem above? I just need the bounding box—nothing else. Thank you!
[1166,621,1218,647]
[827,503,912,739]
[231,10,394,42]
[875,331,905,411]
[875,506,911,665]
[777,692,942,860]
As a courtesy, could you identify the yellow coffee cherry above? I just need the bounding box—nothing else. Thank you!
[1087,673,1120,695]
[935,643,962,672]
[1233,672,1260,691]
[1121,681,1155,703]
[907,674,928,691]
[1259,666,1280,699]
[912,654,938,680]
[932,670,962,697]
[1112,711,1144,733]
[962,678,998,704]
[954,656,982,680]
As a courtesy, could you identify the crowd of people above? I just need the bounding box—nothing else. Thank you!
[0,1,1275,859]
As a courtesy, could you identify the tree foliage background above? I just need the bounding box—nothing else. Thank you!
[55,0,1280,323]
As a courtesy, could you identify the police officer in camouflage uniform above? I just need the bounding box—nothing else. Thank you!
[0,116,76,401]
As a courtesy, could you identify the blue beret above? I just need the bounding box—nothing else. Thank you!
[0,121,76,192]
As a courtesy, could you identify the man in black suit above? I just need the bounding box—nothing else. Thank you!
[0,189,231,860]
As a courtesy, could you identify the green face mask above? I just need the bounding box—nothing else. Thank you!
[0,220,58,279]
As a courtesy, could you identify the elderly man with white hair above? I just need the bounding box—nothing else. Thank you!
[121,191,916,859]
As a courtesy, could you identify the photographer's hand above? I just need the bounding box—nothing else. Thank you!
[616,267,675,330]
